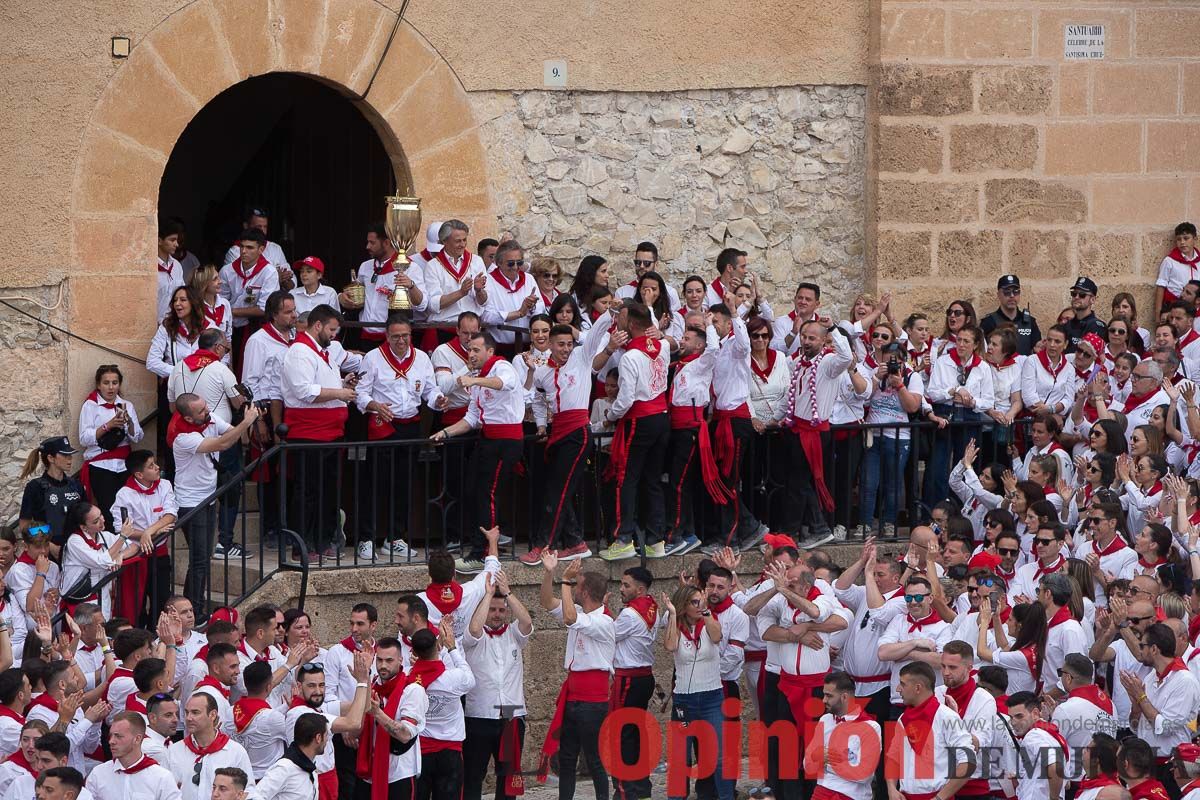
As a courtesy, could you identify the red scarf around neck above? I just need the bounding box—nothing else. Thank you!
[949,348,981,371]
[86,390,117,410]
[356,672,407,788]
[5,749,34,777]
[447,337,469,364]
[1046,603,1073,629]
[1123,388,1160,413]
[1067,684,1113,715]
[943,677,977,719]
[489,268,526,293]
[709,595,734,615]
[679,618,705,645]
[906,608,943,633]
[123,475,159,495]
[204,302,225,327]
[292,331,330,365]
[1078,774,1122,793]
[626,595,658,629]
[234,256,269,283]
[435,250,472,282]
[182,731,231,759]
[1037,349,1067,380]
[477,355,505,378]
[380,344,417,380]
[196,676,231,700]
[182,349,220,371]
[425,581,464,615]
[751,350,778,383]
[1170,247,1200,267]
[898,692,939,753]
[406,658,447,689]
[165,412,209,448]
[232,697,272,733]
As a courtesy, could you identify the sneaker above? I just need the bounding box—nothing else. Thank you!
[443,540,462,552]
[598,540,637,561]
[320,544,339,560]
[519,547,544,566]
[882,522,897,537]
[497,533,513,546]
[455,557,485,574]
[357,541,375,561]
[225,544,245,559]
[851,524,868,539]
[558,543,592,561]
[831,525,847,542]
[664,536,700,557]
[213,543,227,557]
[740,523,769,551]
[382,539,412,558]
[644,542,666,559]
[699,542,723,557]
[801,530,835,550]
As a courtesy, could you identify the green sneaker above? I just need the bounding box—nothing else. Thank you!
[644,542,666,559]
[598,540,637,561]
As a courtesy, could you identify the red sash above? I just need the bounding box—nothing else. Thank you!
[712,403,751,476]
[356,673,406,793]
[667,405,730,505]
[605,397,668,485]
[232,697,271,733]
[547,409,589,448]
[539,670,608,782]
[284,407,349,442]
[790,418,834,511]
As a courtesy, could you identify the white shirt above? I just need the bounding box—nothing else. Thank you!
[878,611,953,702]
[1052,690,1116,777]
[1138,664,1200,757]
[6,559,60,632]
[232,701,288,780]
[201,299,234,363]
[162,737,255,800]
[285,701,339,775]
[607,336,670,421]
[1016,726,1065,800]
[513,346,552,413]
[421,562,500,638]
[1045,612,1088,694]
[112,478,178,543]
[1021,352,1077,414]
[667,329,719,412]
[806,710,880,800]
[322,638,368,704]
[927,351,995,411]
[418,648,475,744]
[1121,389,1170,444]
[774,330,853,425]
[142,727,170,762]
[146,325,204,380]
[463,360,524,431]
[353,257,428,339]
[551,604,616,672]
[732,579,774,658]
[241,325,292,404]
[1072,536,1137,606]
[355,346,444,422]
[86,755,181,800]
[193,683,236,736]
[290,284,341,316]
[749,350,792,422]
[171,417,231,507]
[431,340,472,414]
[416,250,486,325]
[245,756,318,800]
[712,319,752,410]
[756,591,837,677]
[78,394,145,471]
[531,320,613,425]
[895,701,973,797]
[481,268,544,344]
[364,684,427,784]
[672,621,722,695]
[219,259,282,328]
[712,601,749,682]
[167,358,241,425]
[223,241,289,270]
[991,358,1024,412]
[1110,638,1152,723]
[61,529,120,617]
[280,332,345,412]
[933,683,997,786]
[770,311,816,356]
[832,584,908,697]
[158,258,185,320]
[613,603,663,670]
[463,622,531,719]
[615,279,681,312]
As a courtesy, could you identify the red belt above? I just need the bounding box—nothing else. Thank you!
[80,444,132,501]
[848,672,891,683]
[482,423,523,440]
[903,793,938,800]
[745,650,768,662]
[442,406,467,424]
[366,413,420,440]
[813,787,855,800]
[711,403,751,474]
[284,406,349,442]
[547,409,589,447]
[670,404,705,430]
[566,669,610,702]
[613,667,653,678]
[420,737,463,753]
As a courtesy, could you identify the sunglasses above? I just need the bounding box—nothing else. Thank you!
[750,333,771,340]
[997,546,1018,557]
[1087,517,1107,525]
[946,309,965,317]
[904,594,927,603]
[503,259,525,268]
[1070,290,1093,298]
[298,662,324,674]
[871,332,891,340]
[1127,614,1155,625]
[1034,538,1057,547]
[26,525,50,538]
[979,577,995,587]
[1108,327,1126,334]
[1000,288,1021,296]
[633,259,657,268]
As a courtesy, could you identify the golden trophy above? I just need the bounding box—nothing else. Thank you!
[343,278,365,307]
[384,195,422,311]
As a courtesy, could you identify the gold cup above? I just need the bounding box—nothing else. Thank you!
[343,281,365,306]
[384,195,422,311]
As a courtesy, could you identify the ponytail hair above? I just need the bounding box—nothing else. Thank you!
[18,448,47,481]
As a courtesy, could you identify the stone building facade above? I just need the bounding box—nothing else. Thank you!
[0,0,1196,516]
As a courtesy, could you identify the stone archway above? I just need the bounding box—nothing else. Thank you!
[68,0,494,416]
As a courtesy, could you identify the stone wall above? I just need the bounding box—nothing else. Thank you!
[872,4,1200,328]
[474,86,868,313]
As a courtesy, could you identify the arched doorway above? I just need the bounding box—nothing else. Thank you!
[158,73,406,288]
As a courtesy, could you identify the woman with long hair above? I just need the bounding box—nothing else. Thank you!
[680,275,708,318]
[638,271,682,347]
[60,501,138,619]
[548,292,584,339]
[950,439,1006,542]
[1132,523,1182,595]
[1065,560,1096,647]
[567,255,609,310]
[934,300,979,357]
[78,364,144,530]
[580,286,614,331]
[1062,451,1117,529]
[747,315,791,527]
[1111,291,1152,351]
[1118,453,1168,539]
[188,264,233,356]
[977,600,1045,695]
[925,324,993,510]
[17,437,84,552]
[147,285,206,472]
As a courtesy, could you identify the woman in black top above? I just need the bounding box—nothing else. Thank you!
[18,436,85,553]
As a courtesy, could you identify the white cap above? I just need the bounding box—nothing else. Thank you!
[426,221,445,254]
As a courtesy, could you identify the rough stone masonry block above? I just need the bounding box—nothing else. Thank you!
[1077,232,1136,279]
[984,179,1087,225]
[878,124,942,174]
[1008,230,1071,276]
[878,180,978,225]
[978,67,1053,115]
[937,230,1004,278]
[877,231,933,281]
[949,124,1038,173]
[878,65,974,117]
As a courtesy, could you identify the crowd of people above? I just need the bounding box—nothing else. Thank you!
[11,213,1200,798]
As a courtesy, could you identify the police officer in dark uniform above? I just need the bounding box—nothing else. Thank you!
[17,436,85,552]
[980,274,1042,355]
[1063,275,1107,352]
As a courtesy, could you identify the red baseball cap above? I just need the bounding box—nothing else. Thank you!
[295,256,325,274]
[209,606,239,626]
[968,551,1002,571]
[763,533,798,550]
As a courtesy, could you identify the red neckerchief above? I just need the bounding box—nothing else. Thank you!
[1092,534,1127,558]
[425,581,464,615]
[751,349,778,383]
[406,658,447,688]
[194,644,209,662]
[233,256,269,283]
[626,334,662,360]
[1037,349,1067,380]
[1078,775,1122,792]
[898,693,939,753]
[489,268,526,293]
[123,476,159,496]
[27,693,57,715]
[477,354,504,378]
[626,595,658,629]
[1029,720,1069,758]
[0,705,24,727]
[1180,779,1200,799]
[906,608,943,633]
[1171,247,1200,267]
[261,323,291,346]
[484,624,509,637]
[15,553,34,569]
[995,354,1019,369]
[1046,604,1073,629]
[288,695,313,711]
[1129,779,1171,800]
[86,390,117,410]
[72,529,103,551]
[1124,388,1160,414]
[232,697,272,733]
[117,755,159,774]
[435,249,472,282]
[165,412,209,448]
[1139,555,1167,570]
[237,639,271,663]
[356,671,407,787]
[182,731,231,760]
[157,258,174,277]
[401,623,439,649]
[380,344,417,380]
[540,287,559,308]
[292,331,329,365]
[182,349,219,371]
[948,348,982,372]
[1067,684,1114,715]
[1035,555,1066,581]
[944,677,977,719]
[1157,657,1189,683]
[995,694,1009,714]
[1179,330,1200,355]
[709,596,734,615]
[1138,481,1164,499]
[372,254,397,278]
[338,634,365,653]
[447,337,469,364]
[710,277,725,298]
[125,694,147,714]
[679,618,705,645]
[196,676,231,700]
[863,352,879,370]
[5,749,34,778]
[996,563,1016,583]
[204,302,225,327]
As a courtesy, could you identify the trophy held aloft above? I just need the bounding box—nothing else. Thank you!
[385,195,422,311]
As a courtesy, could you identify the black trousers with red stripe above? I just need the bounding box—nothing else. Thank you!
[463,716,526,800]
[665,427,700,542]
[614,412,669,545]
[466,437,522,560]
[610,673,655,800]
[711,416,762,547]
[533,426,589,550]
